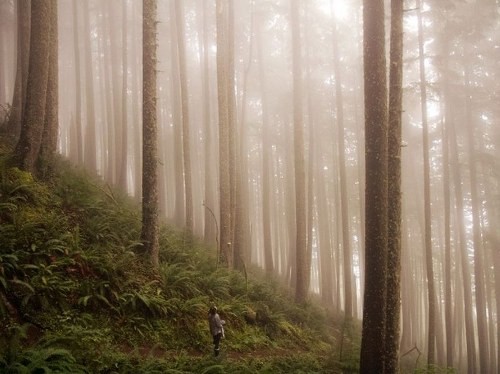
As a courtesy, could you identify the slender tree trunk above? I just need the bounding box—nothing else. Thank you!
[416,1,436,365]
[169,2,185,227]
[257,24,274,275]
[450,118,476,374]
[119,0,129,191]
[442,97,454,370]
[290,0,308,304]
[72,0,83,165]
[174,0,193,235]
[385,0,404,371]
[464,59,490,374]
[201,0,217,245]
[317,165,334,307]
[141,0,159,269]
[83,0,97,172]
[359,0,388,371]
[331,4,354,320]
[131,3,142,201]
[216,0,232,267]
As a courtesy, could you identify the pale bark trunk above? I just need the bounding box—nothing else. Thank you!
[290,0,308,304]
[216,0,232,267]
[416,1,436,365]
[83,0,97,172]
[174,0,194,235]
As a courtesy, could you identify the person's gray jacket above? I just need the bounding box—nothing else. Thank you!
[209,313,224,336]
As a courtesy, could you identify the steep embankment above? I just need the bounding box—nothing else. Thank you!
[0,142,359,373]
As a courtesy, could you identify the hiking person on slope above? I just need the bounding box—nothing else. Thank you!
[208,305,225,357]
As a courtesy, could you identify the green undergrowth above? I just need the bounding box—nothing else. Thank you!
[0,142,358,373]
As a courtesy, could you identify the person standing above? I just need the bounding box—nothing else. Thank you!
[208,305,225,357]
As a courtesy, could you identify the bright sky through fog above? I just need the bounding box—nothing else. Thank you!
[317,0,349,20]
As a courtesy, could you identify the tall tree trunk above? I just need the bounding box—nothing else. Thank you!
[72,0,83,165]
[359,0,388,372]
[7,0,30,140]
[442,88,454,370]
[257,23,274,275]
[290,0,308,304]
[216,0,232,267]
[119,0,128,191]
[169,2,185,227]
[38,0,58,178]
[141,0,159,269]
[385,0,404,371]
[83,0,97,172]
[317,164,334,307]
[201,0,217,245]
[416,1,436,366]
[13,0,51,174]
[174,0,193,235]
[331,4,353,320]
[450,118,476,374]
[464,57,489,374]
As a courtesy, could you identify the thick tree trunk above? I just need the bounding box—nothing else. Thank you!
[7,0,30,140]
[13,0,51,174]
[38,0,58,179]
[359,0,388,372]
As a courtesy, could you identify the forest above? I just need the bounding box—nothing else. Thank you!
[0,0,499,373]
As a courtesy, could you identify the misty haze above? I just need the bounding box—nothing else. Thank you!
[0,0,499,373]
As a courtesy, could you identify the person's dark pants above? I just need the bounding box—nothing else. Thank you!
[213,333,222,356]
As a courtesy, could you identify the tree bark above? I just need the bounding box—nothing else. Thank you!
[359,0,388,371]
[82,0,97,172]
[216,0,232,267]
[141,0,159,269]
[38,0,58,179]
[290,0,308,304]
[7,0,30,140]
[385,0,404,371]
[416,1,436,365]
[13,0,51,174]
[174,0,194,235]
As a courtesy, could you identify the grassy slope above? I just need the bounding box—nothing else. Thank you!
[0,141,360,373]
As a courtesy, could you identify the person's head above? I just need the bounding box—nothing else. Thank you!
[209,305,217,315]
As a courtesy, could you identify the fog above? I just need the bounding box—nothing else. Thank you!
[1,0,499,372]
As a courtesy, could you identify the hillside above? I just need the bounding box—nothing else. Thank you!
[0,141,360,373]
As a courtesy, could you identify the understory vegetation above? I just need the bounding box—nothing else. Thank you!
[0,138,360,373]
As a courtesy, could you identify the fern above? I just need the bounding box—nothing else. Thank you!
[2,347,88,374]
